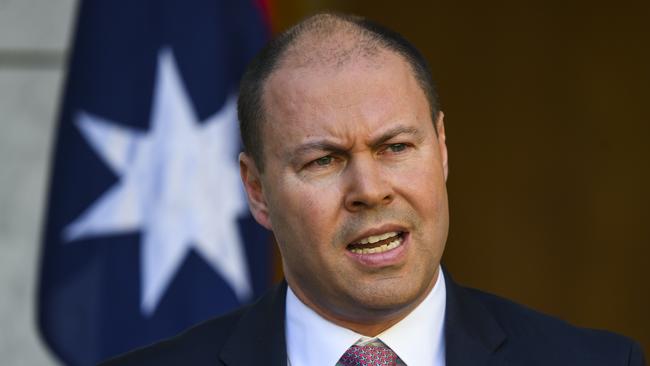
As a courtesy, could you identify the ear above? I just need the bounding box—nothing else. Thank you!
[239,152,272,230]
[435,111,449,181]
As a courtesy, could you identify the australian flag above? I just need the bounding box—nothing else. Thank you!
[37,0,272,364]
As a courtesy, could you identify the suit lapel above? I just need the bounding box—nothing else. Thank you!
[444,270,507,366]
[219,282,288,366]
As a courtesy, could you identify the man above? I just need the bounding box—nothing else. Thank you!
[102,13,646,366]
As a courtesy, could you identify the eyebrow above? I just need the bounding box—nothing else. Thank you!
[369,125,423,147]
[289,141,347,163]
[288,124,424,163]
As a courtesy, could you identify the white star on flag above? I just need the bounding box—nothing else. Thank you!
[63,48,252,316]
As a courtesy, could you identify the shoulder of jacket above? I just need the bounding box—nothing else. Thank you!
[463,287,645,365]
[98,305,251,366]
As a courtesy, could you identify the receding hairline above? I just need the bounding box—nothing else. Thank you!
[273,13,387,71]
[238,12,440,172]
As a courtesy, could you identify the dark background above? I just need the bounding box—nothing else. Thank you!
[269,0,650,356]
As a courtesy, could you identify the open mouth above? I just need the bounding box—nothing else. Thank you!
[346,231,405,255]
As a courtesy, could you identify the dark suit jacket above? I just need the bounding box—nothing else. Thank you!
[100,272,646,365]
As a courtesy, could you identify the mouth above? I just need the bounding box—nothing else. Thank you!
[346,231,405,255]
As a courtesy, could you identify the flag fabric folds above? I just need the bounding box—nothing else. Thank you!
[38,1,271,364]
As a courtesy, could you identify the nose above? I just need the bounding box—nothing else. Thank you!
[343,156,394,212]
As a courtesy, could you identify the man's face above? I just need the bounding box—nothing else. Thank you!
[240,50,449,327]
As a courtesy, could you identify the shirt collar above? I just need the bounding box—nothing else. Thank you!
[285,267,446,366]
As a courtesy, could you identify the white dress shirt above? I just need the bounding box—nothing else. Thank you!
[286,267,447,366]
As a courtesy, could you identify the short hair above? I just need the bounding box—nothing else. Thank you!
[238,12,440,171]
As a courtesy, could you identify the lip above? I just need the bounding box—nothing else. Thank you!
[347,224,408,245]
[345,229,409,268]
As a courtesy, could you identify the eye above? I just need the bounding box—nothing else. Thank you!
[314,156,333,166]
[301,154,341,172]
[388,143,407,153]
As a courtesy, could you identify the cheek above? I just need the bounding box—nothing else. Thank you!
[393,158,444,194]
[390,154,449,225]
[271,182,345,283]
[268,176,343,244]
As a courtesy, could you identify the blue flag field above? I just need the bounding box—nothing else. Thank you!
[38,1,271,364]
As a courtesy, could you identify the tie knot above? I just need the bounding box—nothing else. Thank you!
[338,340,399,366]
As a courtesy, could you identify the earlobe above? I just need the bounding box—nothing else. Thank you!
[435,112,449,181]
[239,153,272,230]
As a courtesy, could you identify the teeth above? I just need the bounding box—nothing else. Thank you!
[357,231,399,245]
[349,238,402,255]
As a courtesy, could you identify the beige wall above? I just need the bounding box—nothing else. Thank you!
[272,0,650,356]
[0,0,77,364]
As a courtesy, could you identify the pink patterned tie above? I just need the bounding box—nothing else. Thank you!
[337,340,400,366]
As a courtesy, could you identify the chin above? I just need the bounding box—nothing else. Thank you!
[348,279,426,313]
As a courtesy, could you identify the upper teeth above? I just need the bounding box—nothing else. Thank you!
[357,231,399,244]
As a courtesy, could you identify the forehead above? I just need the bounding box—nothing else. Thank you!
[261,50,431,148]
